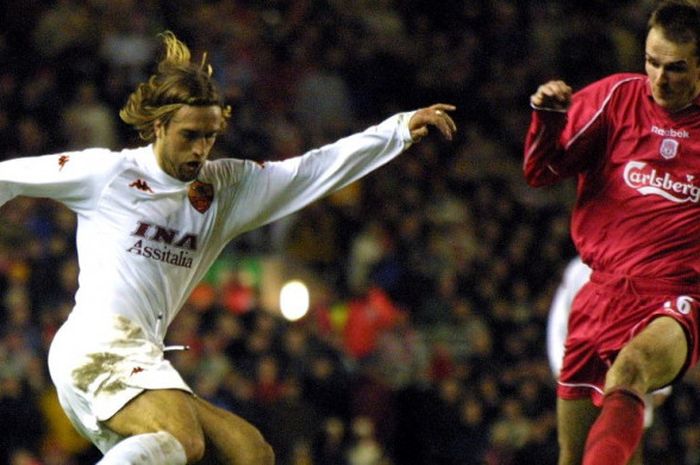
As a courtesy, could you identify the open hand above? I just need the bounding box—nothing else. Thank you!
[409,104,457,142]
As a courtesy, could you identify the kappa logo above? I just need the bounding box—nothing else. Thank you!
[129,179,154,193]
[623,161,700,203]
[58,155,70,171]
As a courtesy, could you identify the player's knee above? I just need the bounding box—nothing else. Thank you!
[174,431,206,464]
[252,433,275,465]
[264,440,276,465]
[607,345,650,389]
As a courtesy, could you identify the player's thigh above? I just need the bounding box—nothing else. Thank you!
[606,316,687,392]
[193,396,274,465]
[557,397,599,465]
[102,388,205,456]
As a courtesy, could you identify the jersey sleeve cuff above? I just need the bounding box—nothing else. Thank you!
[530,102,569,113]
[397,111,416,144]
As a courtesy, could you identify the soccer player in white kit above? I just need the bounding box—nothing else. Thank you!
[547,257,592,380]
[0,32,457,465]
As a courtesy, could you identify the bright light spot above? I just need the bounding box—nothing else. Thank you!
[279,280,309,321]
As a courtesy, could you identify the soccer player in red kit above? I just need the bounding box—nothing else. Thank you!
[524,1,700,465]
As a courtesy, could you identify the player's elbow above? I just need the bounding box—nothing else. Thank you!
[523,169,539,187]
[523,159,563,187]
[523,166,557,188]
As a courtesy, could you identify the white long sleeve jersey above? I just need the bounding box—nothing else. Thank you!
[1,112,414,343]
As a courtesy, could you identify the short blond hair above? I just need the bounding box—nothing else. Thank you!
[120,31,231,141]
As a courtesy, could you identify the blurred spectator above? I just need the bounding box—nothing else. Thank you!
[643,422,681,465]
[455,397,489,464]
[345,416,389,465]
[284,201,344,284]
[32,0,93,62]
[15,116,51,157]
[302,352,351,420]
[347,221,389,295]
[373,312,429,389]
[313,417,349,465]
[62,82,118,150]
[9,449,43,465]
[264,378,322,465]
[293,44,356,144]
[350,362,396,449]
[0,377,45,464]
[343,287,402,360]
[98,3,160,87]
[253,354,285,405]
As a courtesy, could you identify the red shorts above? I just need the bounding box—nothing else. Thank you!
[557,270,700,406]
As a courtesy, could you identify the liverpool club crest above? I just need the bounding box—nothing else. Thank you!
[188,181,214,213]
[659,138,679,160]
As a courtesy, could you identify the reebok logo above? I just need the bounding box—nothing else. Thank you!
[651,125,689,138]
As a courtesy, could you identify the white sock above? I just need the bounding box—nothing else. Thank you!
[96,431,187,465]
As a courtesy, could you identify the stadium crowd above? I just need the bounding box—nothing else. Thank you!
[2,1,700,464]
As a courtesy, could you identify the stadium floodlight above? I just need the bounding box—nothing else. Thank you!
[279,279,309,321]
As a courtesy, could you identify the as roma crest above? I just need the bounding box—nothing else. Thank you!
[188,181,214,214]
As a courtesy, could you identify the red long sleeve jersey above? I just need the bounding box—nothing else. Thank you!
[524,73,700,279]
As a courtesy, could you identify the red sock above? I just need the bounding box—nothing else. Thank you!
[582,389,645,465]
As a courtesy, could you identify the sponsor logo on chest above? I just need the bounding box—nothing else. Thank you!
[624,161,700,203]
[126,221,199,268]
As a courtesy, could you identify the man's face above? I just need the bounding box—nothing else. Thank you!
[645,26,700,112]
[153,105,224,182]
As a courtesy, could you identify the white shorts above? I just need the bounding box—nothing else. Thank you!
[47,313,193,453]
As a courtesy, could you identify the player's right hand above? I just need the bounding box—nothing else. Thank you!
[530,80,572,110]
[408,103,457,142]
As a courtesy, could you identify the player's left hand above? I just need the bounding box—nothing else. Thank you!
[409,104,457,142]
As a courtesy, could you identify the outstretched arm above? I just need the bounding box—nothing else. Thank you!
[0,148,124,213]
[219,104,457,237]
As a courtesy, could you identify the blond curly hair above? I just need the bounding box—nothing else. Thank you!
[120,31,231,141]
